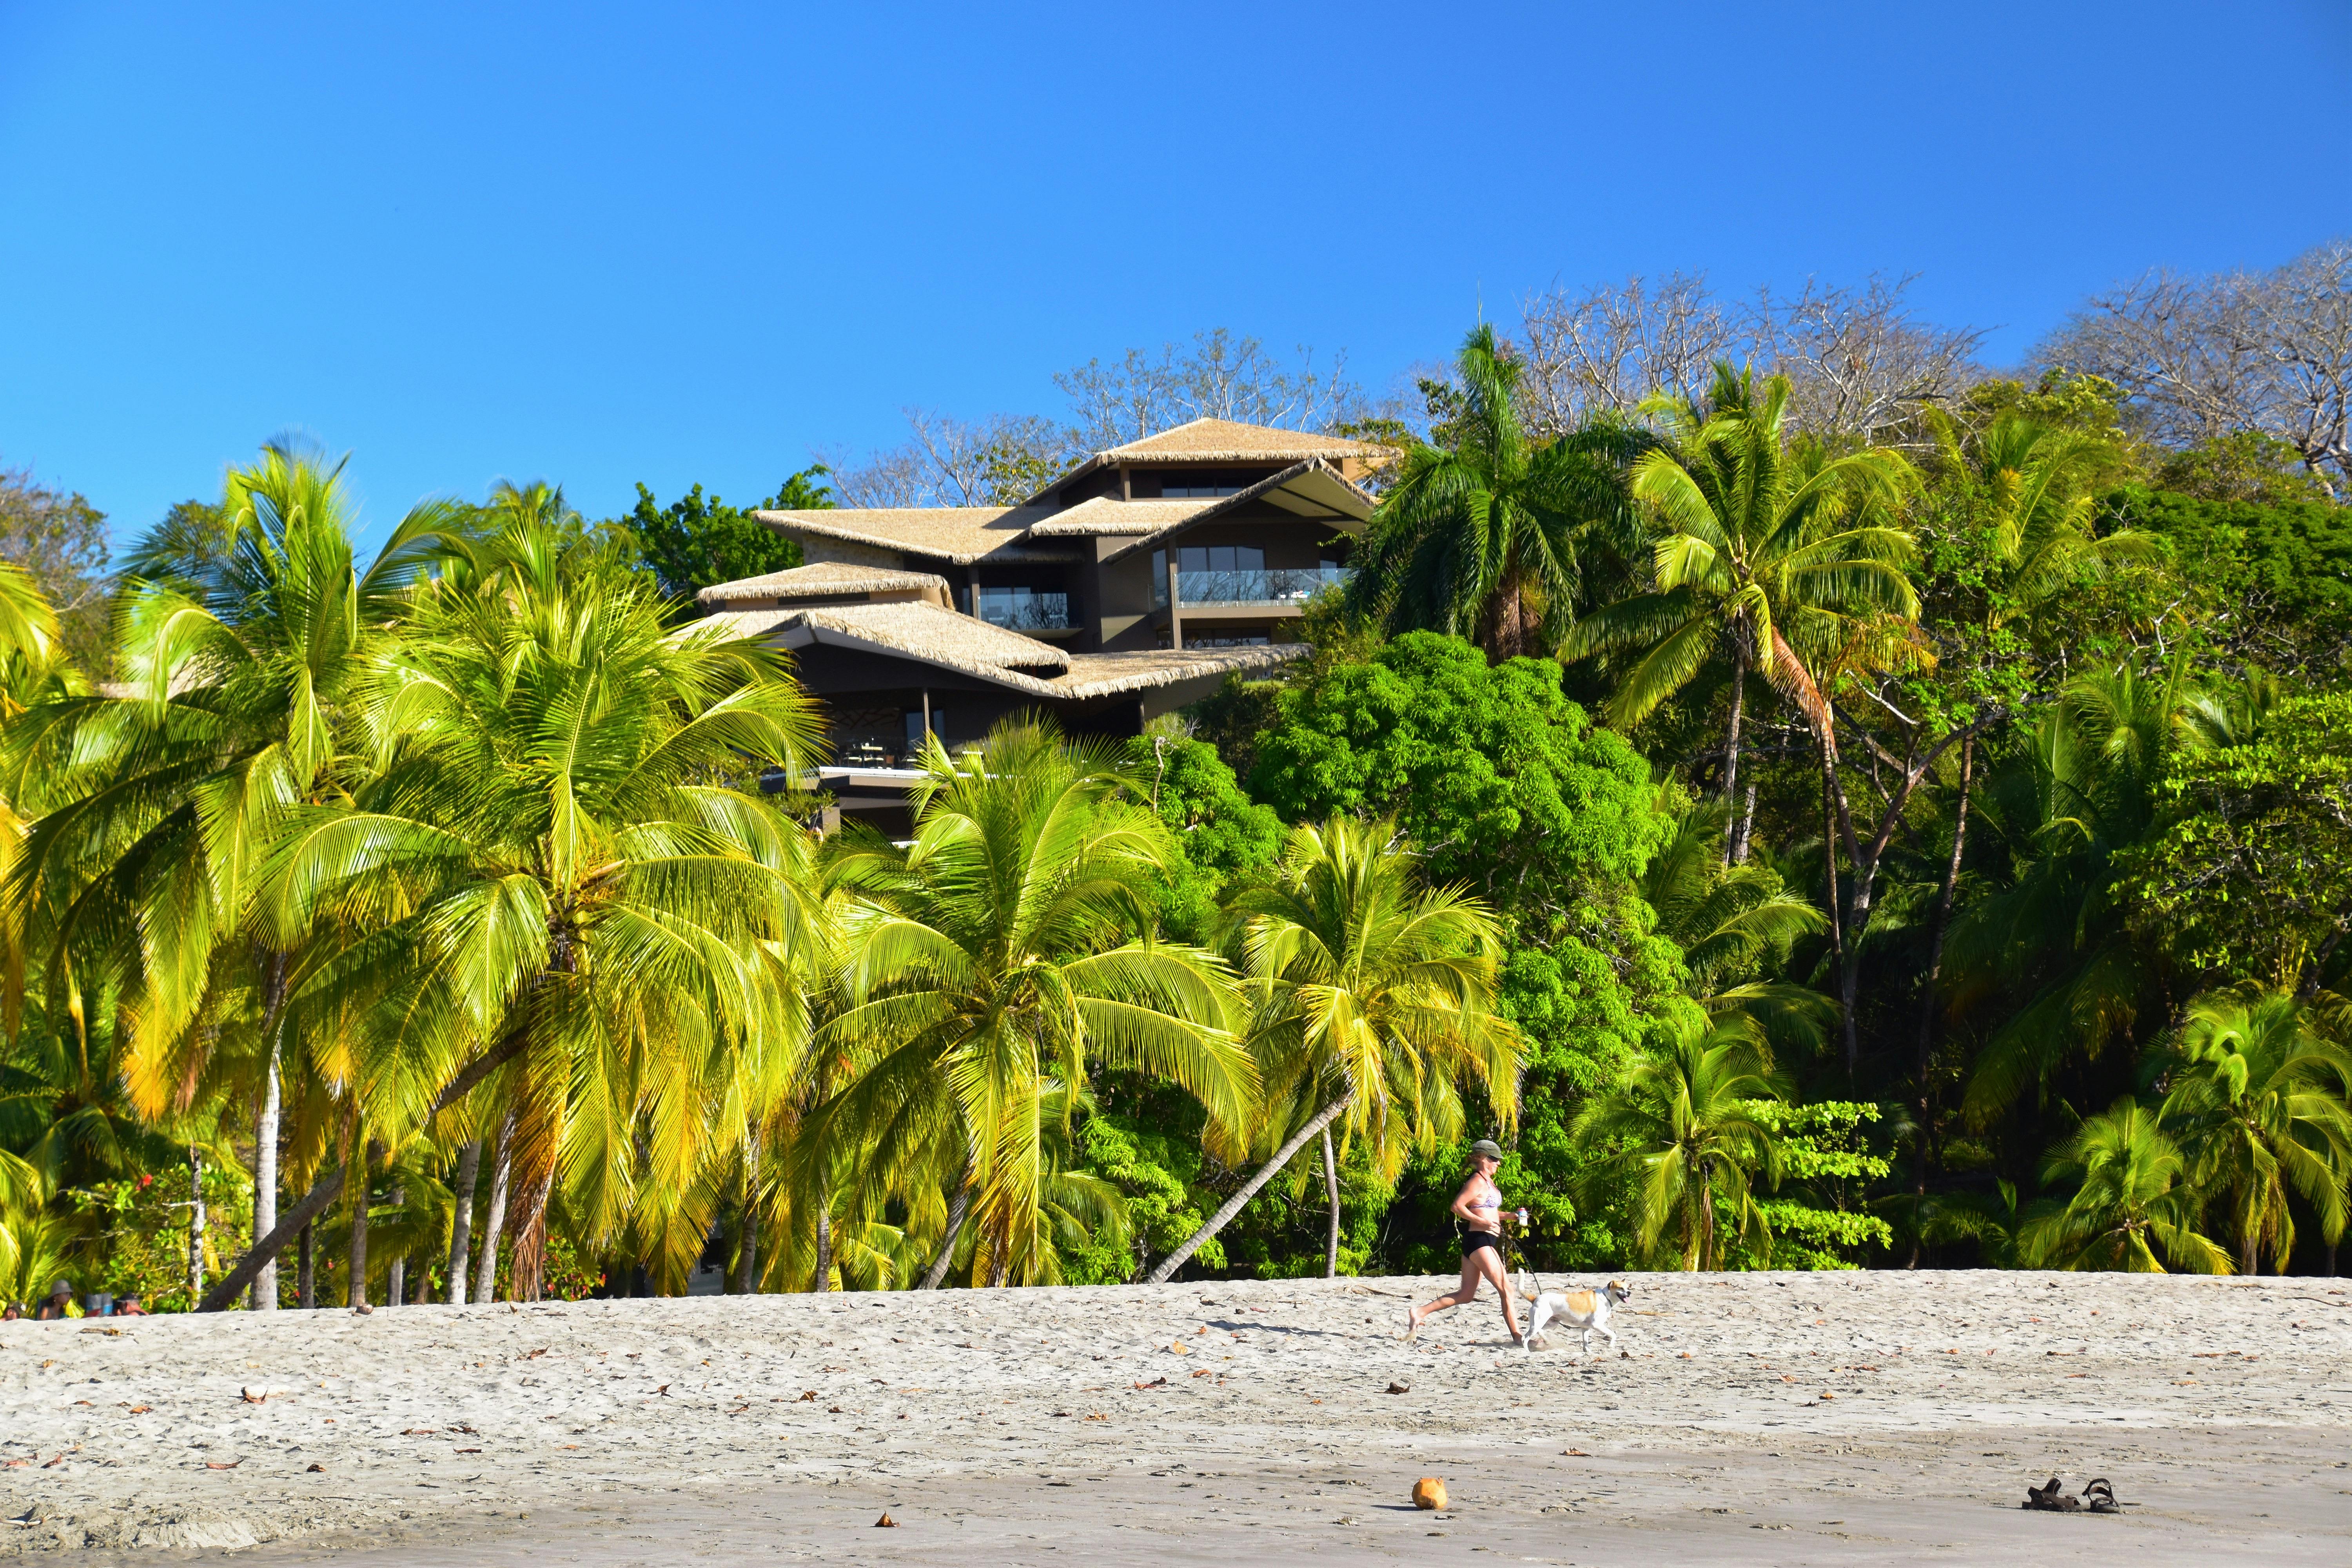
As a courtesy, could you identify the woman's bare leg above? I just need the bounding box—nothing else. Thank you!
[1474,1247,1523,1341]
[1405,1253,1484,1336]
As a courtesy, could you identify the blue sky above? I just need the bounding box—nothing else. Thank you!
[2,0,2347,550]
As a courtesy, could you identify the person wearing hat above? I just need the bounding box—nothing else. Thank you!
[1405,1139,1527,1345]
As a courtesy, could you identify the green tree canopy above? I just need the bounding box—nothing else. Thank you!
[622,468,830,600]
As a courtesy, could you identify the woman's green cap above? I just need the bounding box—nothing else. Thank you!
[1470,1140,1503,1160]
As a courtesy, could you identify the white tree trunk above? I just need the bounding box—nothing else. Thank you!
[473,1118,513,1304]
[187,1145,207,1304]
[1147,1097,1350,1285]
[1321,1126,1341,1279]
[918,1171,971,1290]
[249,1047,279,1311]
[446,1139,482,1304]
[385,1184,406,1307]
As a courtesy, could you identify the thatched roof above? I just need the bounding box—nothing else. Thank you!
[706,599,1306,702]
[1024,496,1218,537]
[695,561,947,608]
[1042,642,1308,700]
[1032,417,1400,503]
[750,505,1079,566]
[1099,417,1398,465]
[1095,459,1378,561]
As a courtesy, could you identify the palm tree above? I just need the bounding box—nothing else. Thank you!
[1572,1007,1786,1271]
[2160,989,2352,1274]
[1569,366,1917,863]
[1349,325,1646,659]
[804,720,1253,1289]
[252,532,822,1299]
[7,440,466,1307]
[1955,658,2218,1123]
[1938,412,2156,630]
[1637,800,1836,1056]
[1146,816,1518,1283]
[2019,1099,2232,1273]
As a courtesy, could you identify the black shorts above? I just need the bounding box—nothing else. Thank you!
[1461,1231,1502,1259]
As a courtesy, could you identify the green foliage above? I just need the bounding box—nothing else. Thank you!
[2105,485,2352,683]
[1735,1101,1895,1269]
[2123,693,2352,991]
[621,468,828,599]
[1250,632,1671,940]
[1126,730,1280,942]
[2155,431,2337,507]
[1062,1107,1217,1284]
[67,1160,251,1312]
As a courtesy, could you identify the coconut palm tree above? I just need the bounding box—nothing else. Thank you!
[1637,800,1836,1056]
[6,440,468,1307]
[2020,1099,2232,1273]
[1954,658,2220,1123]
[1568,366,1917,863]
[1146,816,1518,1283]
[1348,324,1647,659]
[1571,1007,1786,1271]
[800,720,1253,1290]
[250,535,823,1299]
[2160,989,2352,1275]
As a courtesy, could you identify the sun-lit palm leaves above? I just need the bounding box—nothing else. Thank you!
[2019,1099,2232,1273]
[1570,366,1917,828]
[1942,413,2156,625]
[1350,325,1646,658]
[801,720,1251,1288]
[1572,1007,1787,1270]
[255,544,823,1293]
[2159,989,2352,1274]
[1146,816,1517,1283]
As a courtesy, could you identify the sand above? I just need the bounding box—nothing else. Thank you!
[4,1270,2348,1564]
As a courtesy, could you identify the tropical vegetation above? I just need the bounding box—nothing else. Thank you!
[5,243,2352,1308]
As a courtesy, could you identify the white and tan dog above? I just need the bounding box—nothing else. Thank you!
[1518,1275,1631,1355]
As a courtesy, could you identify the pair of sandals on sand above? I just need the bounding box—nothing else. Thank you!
[2024,1477,2120,1513]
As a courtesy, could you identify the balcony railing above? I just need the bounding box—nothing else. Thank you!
[978,592,1072,631]
[1154,565,1351,608]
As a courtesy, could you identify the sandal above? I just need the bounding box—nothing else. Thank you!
[2085,1479,2120,1515]
[2024,1477,2080,1512]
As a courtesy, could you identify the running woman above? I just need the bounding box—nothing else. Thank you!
[1404,1140,1525,1344]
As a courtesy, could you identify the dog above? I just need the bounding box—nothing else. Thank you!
[1518,1275,1631,1355]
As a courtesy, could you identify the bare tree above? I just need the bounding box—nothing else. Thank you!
[1745,274,1989,441]
[2039,239,2352,495]
[822,410,1069,508]
[1515,273,1737,435]
[1055,329,1364,451]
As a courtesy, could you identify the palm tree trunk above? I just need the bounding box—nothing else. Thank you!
[298,1219,314,1309]
[446,1139,481,1304]
[187,1145,207,1303]
[1722,655,1749,865]
[811,1177,833,1293]
[919,1165,973,1290]
[346,1141,368,1309]
[1148,1097,1350,1285]
[1697,1156,1717,1272]
[511,1178,550,1301]
[1908,733,1973,1267]
[735,1137,761,1294]
[1818,750,1853,1077]
[473,1116,514,1304]
[1321,1126,1341,1279]
[385,1185,405,1308]
[249,1040,280,1311]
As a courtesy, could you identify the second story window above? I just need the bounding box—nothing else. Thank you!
[1159,484,1244,497]
[977,586,1070,631]
[1153,545,1352,606]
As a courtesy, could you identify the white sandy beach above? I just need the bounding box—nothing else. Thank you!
[4,1271,2348,1565]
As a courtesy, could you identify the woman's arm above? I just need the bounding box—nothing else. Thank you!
[1448,1179,1487,1227]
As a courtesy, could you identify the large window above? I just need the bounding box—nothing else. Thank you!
[1152,545,1351,606]
[976,587,1071,630]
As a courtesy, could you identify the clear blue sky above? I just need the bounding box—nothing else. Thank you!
[3,0,2347,550]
